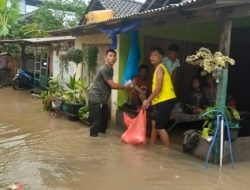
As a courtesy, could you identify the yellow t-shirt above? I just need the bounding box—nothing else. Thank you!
[152,63,176,105]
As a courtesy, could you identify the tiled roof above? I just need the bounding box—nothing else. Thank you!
[80,0,143,24]
[100,0,143,17]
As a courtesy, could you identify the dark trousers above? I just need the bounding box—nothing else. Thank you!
[88,100,109,136]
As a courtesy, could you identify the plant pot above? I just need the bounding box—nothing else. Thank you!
[51,100,62,110]
[224,127,239,141]
[61,102,84,116]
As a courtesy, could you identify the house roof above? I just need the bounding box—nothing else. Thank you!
[25,0,42,6]
[80,0,143,25]
[0,36,75,45]
[80,0,211,25]
[80,0,250,25]
[50,0,250,36]
[140,0,182,11]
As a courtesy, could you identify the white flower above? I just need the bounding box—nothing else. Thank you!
[185,48,235,76]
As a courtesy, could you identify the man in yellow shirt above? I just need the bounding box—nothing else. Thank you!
[142,48,177,148]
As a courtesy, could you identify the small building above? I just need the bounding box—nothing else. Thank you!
[0,36,75,89]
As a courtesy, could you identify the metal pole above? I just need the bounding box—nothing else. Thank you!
[220,115,224,167]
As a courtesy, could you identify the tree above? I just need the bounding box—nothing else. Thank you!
[16,0,86,38]
[0,0,20,38]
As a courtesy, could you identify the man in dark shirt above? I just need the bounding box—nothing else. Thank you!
[88,49,130,137]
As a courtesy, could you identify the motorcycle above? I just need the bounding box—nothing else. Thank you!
[12,69,34,90]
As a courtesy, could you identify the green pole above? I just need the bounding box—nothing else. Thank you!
[215,19,232,111]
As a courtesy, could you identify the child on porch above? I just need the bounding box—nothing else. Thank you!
[184,77,206,114]
[127,64,151,111]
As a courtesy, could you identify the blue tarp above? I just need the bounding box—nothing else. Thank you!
[121,31,140,84]
[97,19,142,49]
[98,20,141,84]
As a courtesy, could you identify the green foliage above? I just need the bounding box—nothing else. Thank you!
[87,46,98,73]
[201,106,240,138]
[44,0,86,24]
[63,74,87,104]
[41,75,88,110]
[3,0,86,38]
[19,0,86,35]
[0,0,20,38]
[35,6,63,30]
[41,78,64,110]
[15,23,48,38]
[78,105,89,121]
[7,44,21,57]
[66,48,83,64]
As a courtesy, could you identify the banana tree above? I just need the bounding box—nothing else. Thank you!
[0,0,20,38]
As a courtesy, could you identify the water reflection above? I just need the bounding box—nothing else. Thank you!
[0,88,250,190]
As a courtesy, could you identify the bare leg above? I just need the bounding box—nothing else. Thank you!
[150,120,157,144]
[157,129,170,148]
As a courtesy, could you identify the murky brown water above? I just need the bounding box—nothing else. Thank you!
[0,87,250,190]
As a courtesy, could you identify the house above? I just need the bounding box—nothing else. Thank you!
[51,0,144,120]
[51,0,250,123]
[22,0,250,162]
[78,0,250,163]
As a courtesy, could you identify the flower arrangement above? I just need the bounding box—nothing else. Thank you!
[186,47,235,82]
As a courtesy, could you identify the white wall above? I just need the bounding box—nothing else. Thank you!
[52,50,78,87]
[110,35,120,124]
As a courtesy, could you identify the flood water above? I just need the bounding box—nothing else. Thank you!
[0,87,250,190]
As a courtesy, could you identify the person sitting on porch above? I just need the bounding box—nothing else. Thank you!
[184,77,206,114]
[203,74,217,106]
[202,74,237,109]
[127,64,151,111]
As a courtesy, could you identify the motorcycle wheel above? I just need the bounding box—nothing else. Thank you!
[12,79,24,90]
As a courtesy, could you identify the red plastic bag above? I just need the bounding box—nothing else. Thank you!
[121,109,146,145]
[123,112,134,129]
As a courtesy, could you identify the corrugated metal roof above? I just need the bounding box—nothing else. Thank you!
[22,36,75,43]
[140,0,182,12]
[0,36,75,44]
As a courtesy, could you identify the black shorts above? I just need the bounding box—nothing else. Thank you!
[153,98,176,130]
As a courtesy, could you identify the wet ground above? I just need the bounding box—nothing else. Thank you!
[0,87,250,190]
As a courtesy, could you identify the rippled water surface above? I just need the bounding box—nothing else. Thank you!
[0,87,250,190]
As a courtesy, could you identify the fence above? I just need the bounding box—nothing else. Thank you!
[0,54,21,87]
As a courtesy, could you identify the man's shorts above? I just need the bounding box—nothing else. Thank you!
[153,98,176,130]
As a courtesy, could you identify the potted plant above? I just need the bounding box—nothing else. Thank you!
[201,106,240,141]
[41,77,64,111]
[66,48,83,65]
[61,74,87,116]
[78,105,90,125]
